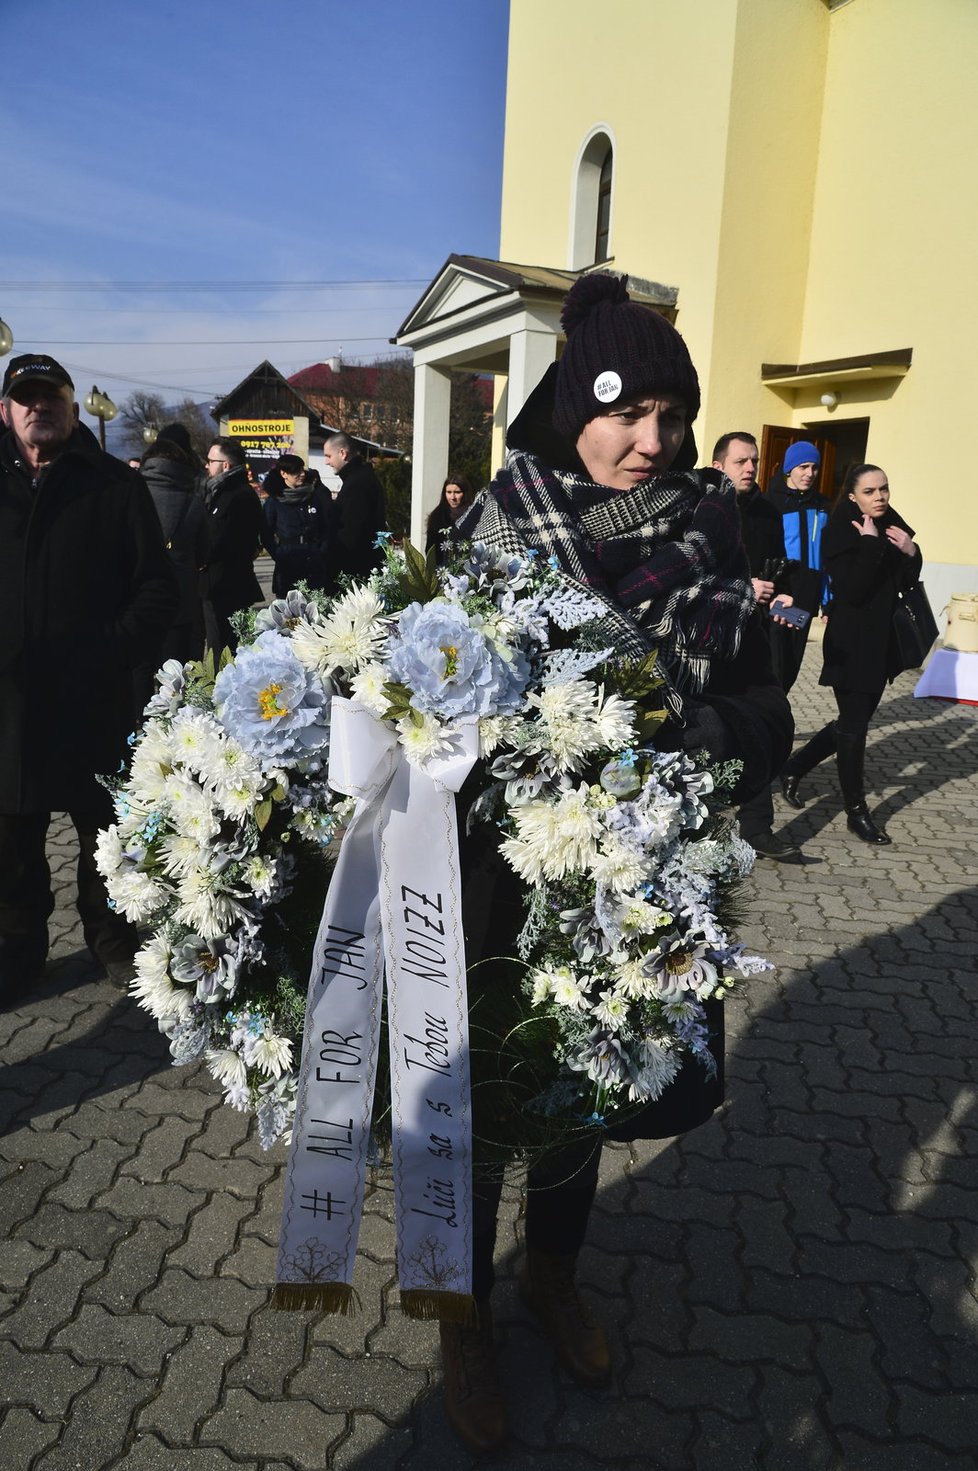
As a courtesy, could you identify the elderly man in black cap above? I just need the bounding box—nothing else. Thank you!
[0,354,176,1005]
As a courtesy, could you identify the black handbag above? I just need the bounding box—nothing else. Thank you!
[892,582,939,671]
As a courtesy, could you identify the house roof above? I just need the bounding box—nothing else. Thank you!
[211,359,325,423]
[394,254,679,341]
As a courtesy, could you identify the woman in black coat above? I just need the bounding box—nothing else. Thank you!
[438,272,793,1455]
[425,472,475,561]
[781,464,922,844]
[262,454,332,595]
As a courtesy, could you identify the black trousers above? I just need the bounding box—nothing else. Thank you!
[0,786,138,995]
[470,1134,603,1300]
[833,686,884,736]
[769,619,813,695]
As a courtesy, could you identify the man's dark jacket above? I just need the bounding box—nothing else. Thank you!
[200,466,263,615]
[330,456,386,581]
[0,424,177,811]
[736,484,788,582]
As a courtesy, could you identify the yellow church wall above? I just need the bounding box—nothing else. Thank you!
[795,0,978,570]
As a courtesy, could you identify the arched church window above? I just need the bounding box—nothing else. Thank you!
[570,129,615,269]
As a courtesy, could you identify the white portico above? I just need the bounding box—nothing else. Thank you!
[392,254,678,546]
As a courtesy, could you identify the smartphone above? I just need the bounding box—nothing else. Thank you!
[770,600,811,630]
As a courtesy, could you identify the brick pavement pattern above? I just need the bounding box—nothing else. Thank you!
[2,652,977,1470]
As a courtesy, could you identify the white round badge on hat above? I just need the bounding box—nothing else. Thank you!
[593,370,622,404]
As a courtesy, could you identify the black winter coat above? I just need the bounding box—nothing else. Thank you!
[140,454,207,635]
[0,425,178,811]
[262,484,333,595]
[330,458,386,582]
[736,485,789,584]
[200,466,263,615]
[819,504,922,694]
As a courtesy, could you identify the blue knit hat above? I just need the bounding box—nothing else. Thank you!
[783,441,821,475]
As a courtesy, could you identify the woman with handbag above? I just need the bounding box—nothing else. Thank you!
[439,272,793,1453]
[781,464,922,844]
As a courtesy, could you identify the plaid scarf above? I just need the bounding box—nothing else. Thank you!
[458,450,754,695]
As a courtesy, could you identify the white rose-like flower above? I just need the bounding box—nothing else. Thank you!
[94,826,124,880]
[350,661,391,718]
[395,710,458,768]
[109,868,170,925]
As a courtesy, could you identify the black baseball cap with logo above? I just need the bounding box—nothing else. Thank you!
[2,354,75,397]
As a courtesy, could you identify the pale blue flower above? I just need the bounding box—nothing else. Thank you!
[388,601,528,718]
[213,631,329,765]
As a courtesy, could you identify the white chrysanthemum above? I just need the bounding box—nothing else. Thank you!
[501,786,602,884]
[198,735,264,819]
[243,855,278,898]
[128,738,172,806]
[291,588,387,676]
[629,1040,681,1103]
[594,987,630,1029]
[613,955,655,1000]
[131,936,191,1022]
[169,707,224,773]
[395,710,458,768]
[350,661,391,718]
[551,968,591,1011]
[527,682,601,768]
[159,832,209,879]
[247,1032,294,1078]
[173,867,249,939]
[590,832,647,893]
[529,963,570,1005]
[478,714,519,758]
[206,1047,248,1090]
[94,826,124,880]
[595,692,638,750]
[107,868,170,924]
[163,772,222,844]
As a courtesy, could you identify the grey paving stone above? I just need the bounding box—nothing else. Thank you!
[0,1236,54,1290]
[200,1388,346,1467]
[94,1176,206,1227]
[137,1323,242,1445]
[14,1201,130,1260]
[223,1305,308,1396]
[53,1300,184,1374]
[112,1438,261,1471]
[1,1247,103,1350]
[140,1267,266,1332]
[330,1412,415,1469]
[168,1193,254,1275]
[46,1135,135,1209]
[84,1217,184,1311]
[116,1114,202,1183]
[33,1364,154,1471]
[0,1339,96,1417]
[292,1343,428,1418]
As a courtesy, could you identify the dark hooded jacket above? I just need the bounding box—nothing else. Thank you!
[819,501,922,693]
[0,423,177,810]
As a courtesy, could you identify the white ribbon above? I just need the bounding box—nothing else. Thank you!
[275,697,478,1314]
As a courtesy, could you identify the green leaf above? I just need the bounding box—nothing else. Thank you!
[400,538,439,602]
[255,799,273,831]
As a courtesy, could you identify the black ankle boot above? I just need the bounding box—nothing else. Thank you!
[846,803,891,845]
[780,723,837,810]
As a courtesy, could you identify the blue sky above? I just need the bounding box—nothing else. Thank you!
[1,0,509,415]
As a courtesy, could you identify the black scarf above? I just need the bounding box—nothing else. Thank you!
[458,450,753,695]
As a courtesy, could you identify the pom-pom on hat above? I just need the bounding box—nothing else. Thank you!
[783,441,821,475]
[552,272,701,442]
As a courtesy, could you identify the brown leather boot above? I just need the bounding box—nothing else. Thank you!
[439,1301,509,1455]
[519,1247,611,1386]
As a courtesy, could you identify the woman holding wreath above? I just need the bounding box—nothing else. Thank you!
[440,272,793,1453]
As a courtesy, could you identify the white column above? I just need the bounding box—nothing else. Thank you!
[409,363,453,550]
[506,328,558,422]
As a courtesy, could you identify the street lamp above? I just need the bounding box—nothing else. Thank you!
[142,423,158,447]
[0,317,13,357]
[84,385,118,450]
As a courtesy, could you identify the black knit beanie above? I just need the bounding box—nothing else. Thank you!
[553,273,701,442]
